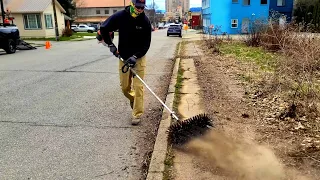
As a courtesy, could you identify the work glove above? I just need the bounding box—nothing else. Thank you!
[125,56,137,68]
[96,32,103,42]
[108,44,119,57]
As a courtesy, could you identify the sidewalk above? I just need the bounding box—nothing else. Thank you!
[146,35,224,180]
[171,40,227,180]
[181,30,244,41]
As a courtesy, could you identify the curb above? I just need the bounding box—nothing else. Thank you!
[146,56,181,180]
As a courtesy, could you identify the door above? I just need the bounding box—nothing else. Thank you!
[192,16,200,26]
[241,18,250,34]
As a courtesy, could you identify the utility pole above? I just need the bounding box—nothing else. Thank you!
[52,0,59,41]
[153,0,155,25]
[0,0,5,26]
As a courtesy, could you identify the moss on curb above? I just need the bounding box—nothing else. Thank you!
[163,145,175,180]
[173,41,186,112]
[163,40,187,180]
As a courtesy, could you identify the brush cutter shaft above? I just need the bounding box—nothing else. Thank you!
[119,57,179,121]
[99,42,180,121]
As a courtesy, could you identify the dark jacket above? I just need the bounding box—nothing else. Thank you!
[100,6,152,60]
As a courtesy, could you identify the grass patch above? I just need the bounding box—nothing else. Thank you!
[163,146,175,180]
[220,42,278,71]
[21,32,103,41]
[237,73,252,82]
[173,64,185,111]
[173,41,186,111]
[173,43,180,59]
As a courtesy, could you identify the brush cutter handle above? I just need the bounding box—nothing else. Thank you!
[119,57,180,121]
[99,41,180,121]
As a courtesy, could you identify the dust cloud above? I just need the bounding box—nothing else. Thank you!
[181,130,287,180]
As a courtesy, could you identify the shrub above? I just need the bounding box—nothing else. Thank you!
[260,21,320,118]
[62,28,73,37]
[201,33,231,54]
[243,20,267,47]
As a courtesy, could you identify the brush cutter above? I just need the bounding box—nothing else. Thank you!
[100,42,214,146]
[120,56,214,146]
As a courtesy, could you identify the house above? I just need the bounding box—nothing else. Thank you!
[188,7,202,29]
[74,0,131,26]
[202,0,270,35]
[269,0,294,22]
[0,0,66,38]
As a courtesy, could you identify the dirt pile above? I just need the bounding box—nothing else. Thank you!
[181,130,286,180]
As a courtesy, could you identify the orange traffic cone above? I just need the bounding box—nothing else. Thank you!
[45,41,51,49]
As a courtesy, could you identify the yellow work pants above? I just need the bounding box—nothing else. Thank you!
[119,56,146,118]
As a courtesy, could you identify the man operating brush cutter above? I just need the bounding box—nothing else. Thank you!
[97,0,213,146]
[97,0,152,125]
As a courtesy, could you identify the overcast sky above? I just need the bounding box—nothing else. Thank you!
[152,0,202,11]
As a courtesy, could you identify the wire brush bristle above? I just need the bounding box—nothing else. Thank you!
[167,113,213,146]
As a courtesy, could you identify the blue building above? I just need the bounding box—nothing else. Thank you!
[202,0,270,35]
[269,0,294,21]
[201,0,295,35]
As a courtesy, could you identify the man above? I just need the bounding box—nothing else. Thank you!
[98,0,152,125]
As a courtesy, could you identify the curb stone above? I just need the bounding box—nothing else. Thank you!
[146,57,181,180]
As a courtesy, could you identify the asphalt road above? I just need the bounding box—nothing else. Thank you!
[0,29,181,179]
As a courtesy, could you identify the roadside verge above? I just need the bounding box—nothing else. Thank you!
[146,42,182,180]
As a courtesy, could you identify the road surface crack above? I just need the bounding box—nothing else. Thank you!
[0,120,132,129]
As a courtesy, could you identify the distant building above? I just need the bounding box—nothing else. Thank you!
[189,7,201,29]
[74,0,131,25]
[165,0,189,21]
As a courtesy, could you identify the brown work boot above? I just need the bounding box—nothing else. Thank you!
[131,117,141,125]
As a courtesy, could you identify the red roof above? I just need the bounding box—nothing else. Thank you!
[76,0,132,8]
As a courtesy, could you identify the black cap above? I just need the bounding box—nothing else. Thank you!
[132,0,146,6]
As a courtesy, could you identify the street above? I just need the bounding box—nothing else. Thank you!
[0,30,181,179]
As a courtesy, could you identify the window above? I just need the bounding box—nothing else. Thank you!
[261,0,267,4]
[243,0,250,5]
[231,19,238,28]
[44,14,53,29]
[23,14,41,29]
[232,0,238,3]
[277,0,285,6]
[202,0,210,8]
[96,10,100,14]
[113,10,117,13]
[105,9,109,14]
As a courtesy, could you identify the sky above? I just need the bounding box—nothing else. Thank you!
[152,0,202,11]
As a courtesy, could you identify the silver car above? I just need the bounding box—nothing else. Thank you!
[73,24,96,33]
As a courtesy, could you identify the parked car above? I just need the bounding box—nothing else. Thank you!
[89,24,99,31]
[167,24,182,37]
[73,24,96,33]
[71,25,77,31]
[0,23,20,54]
